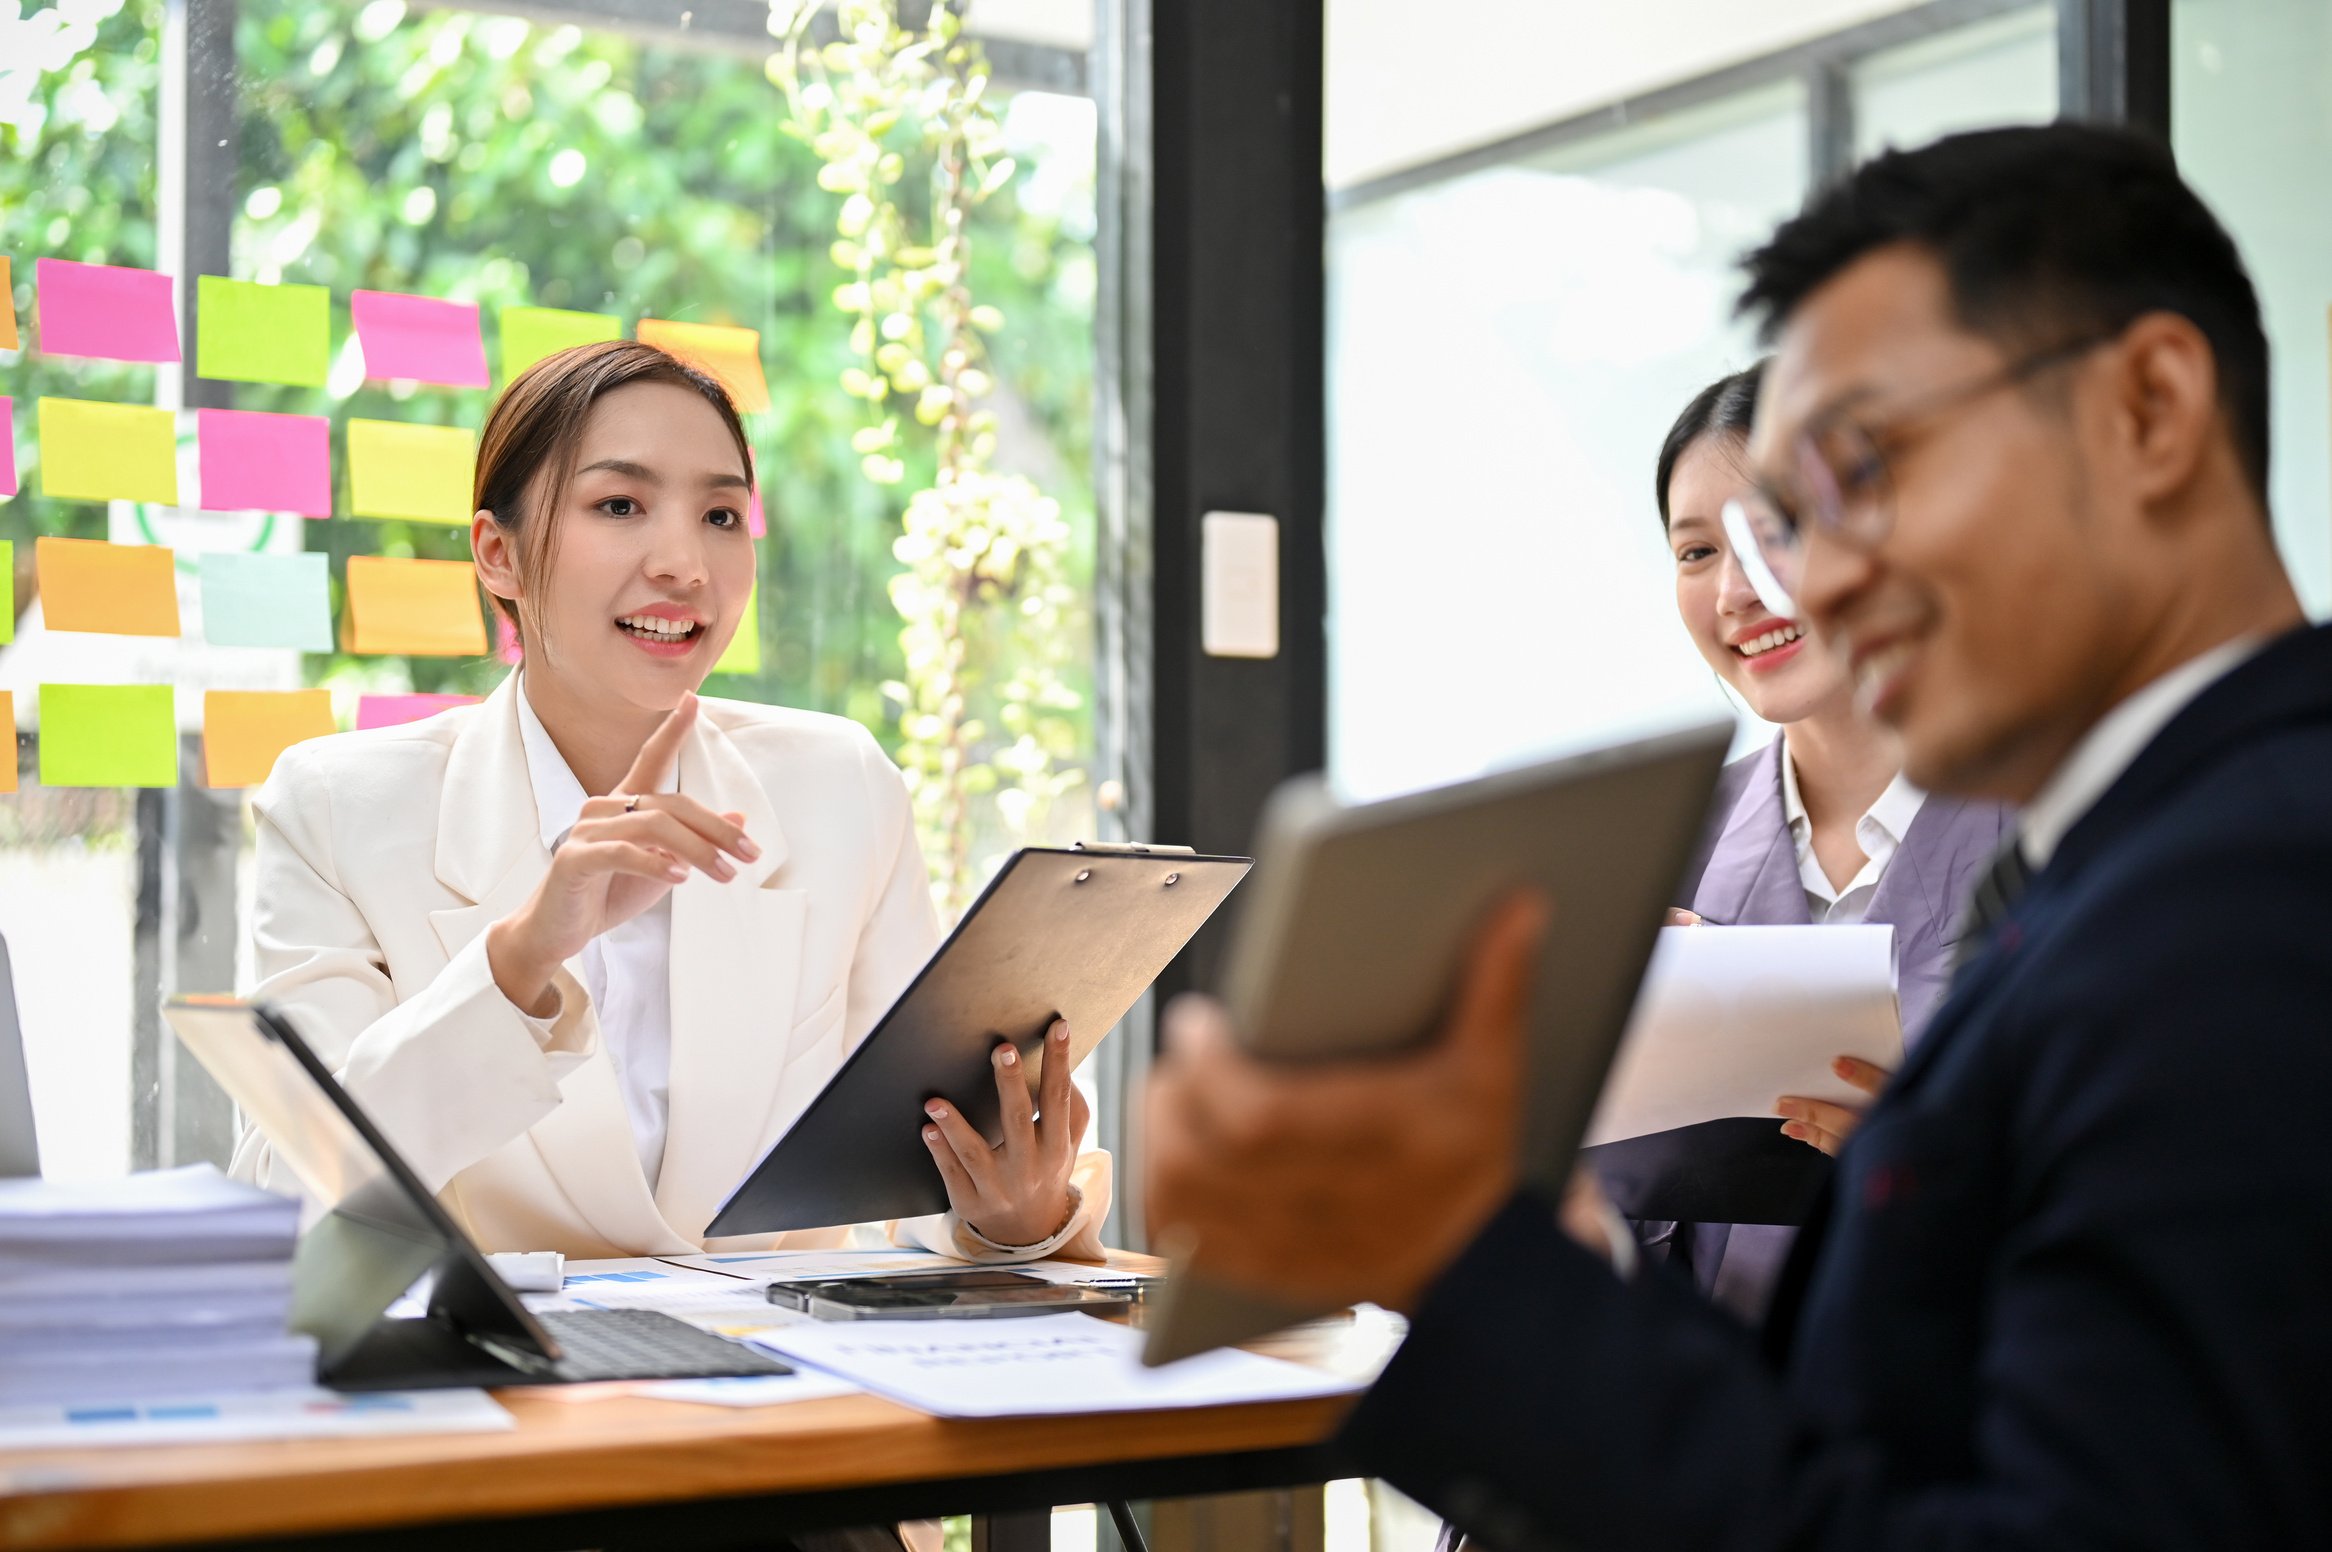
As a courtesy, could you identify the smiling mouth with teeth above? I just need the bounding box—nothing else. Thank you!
[617,615,701,641]
[1734,624,1803,658]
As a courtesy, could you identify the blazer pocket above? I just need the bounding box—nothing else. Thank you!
[783,982,848,1069]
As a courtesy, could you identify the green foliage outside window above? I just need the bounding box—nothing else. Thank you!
[772,0,1086,915]
[2,0,1098,901]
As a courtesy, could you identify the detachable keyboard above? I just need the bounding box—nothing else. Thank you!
[532,1308,794,1383]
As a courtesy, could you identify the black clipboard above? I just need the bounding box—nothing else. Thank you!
[705,845,1251,1238]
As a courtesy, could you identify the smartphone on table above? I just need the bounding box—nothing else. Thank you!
[765,1269,1139,1321]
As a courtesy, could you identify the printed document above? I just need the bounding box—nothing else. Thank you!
[1584,924,1901,1146]
[750,1312,1363,1419]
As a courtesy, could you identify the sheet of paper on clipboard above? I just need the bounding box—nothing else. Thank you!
[705,844,1250,1239]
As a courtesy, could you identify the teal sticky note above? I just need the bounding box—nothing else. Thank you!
[199,551,334,651]
[197,277,331,388]
[39,684,179,788]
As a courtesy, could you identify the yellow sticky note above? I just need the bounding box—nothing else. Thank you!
[713,583,761,676]
[202,689,336,789]
[637,319,771,415]
[344,555,489,656]
[38,684,178,788]
[38,397,179,506]
[0,691,16,795]
[36,537,181,637]
[346,418,477,525]
[0,257,17,352]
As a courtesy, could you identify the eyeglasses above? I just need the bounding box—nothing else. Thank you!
[1720,332,2115,619]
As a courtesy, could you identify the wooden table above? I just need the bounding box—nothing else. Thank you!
[0,1305,1392,1551]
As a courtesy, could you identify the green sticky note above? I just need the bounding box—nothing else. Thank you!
[197,277,331,388]
[39,683,179,788]
[500,307,622,381]
[713,585,761,676]
[199,551,334,651]
[0,541,12,647]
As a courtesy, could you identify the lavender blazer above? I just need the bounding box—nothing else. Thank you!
[1680,737,2012,1039]
[1638,738,2010,1320]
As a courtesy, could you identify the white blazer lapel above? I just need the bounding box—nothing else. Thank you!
[653,710,809,1243]
[421,676,679,1255]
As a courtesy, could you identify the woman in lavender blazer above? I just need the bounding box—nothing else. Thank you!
[1625,362,2010,1321]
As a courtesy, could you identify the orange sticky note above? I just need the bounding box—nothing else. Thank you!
[0,258,17,352]
[637,319,771,415]
[202,689,336,788]
[36,537,181,637]
[0,691,16,795]
[344,555,488,656]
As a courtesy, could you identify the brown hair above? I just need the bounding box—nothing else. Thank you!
[473,339,755,649]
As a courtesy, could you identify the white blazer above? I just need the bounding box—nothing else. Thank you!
[233,674,1112,1261]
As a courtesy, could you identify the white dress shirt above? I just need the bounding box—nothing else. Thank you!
[2019,635,2264,869]
[515,680,675,1186]
[1779,744,1929,925]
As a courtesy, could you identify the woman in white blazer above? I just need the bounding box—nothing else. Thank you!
[235,340,1110,1264]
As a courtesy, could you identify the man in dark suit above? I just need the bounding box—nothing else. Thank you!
[1146,123,2332,1548]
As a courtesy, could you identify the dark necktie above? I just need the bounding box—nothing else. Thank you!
[1953,837,2033,974]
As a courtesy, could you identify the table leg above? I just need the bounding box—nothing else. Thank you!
[971,1508,1055,1552]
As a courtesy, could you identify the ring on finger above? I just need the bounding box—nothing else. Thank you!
[622,793,642,814]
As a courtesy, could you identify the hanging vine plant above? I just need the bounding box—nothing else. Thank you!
[768,0,1085,918]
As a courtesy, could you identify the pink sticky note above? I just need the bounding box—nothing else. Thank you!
[196,408,333,517]
[746,487,766,539]
[35,258,181,364]
[495,611,523,665]
[0,397,15,498]
[351,291,489,388]
[356,693,481,730]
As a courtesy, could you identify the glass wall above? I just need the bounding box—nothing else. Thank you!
[0,0,1107,1178]
[1327,85,1805,800]
[2173,0,2332,617]
[1851,4,2055,156]
[1325,2,2064,803]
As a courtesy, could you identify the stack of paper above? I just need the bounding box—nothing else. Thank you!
[0,1165,315,1406]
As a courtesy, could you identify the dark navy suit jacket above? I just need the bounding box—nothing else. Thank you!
[1344,624,2332,1550]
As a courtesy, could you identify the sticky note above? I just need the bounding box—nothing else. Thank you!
[0,395,16,497]
[198,551,333,651]
[495,610,523,665]
[195,277,329,387]
[356,693,481,730]
[501,307,622,381]
[34,258,180,364]
[38,684,179,789]
[196,408,332,516]
[202,689,336,788]
[37,537,181,638]
[713,585,761,676]
[0,692,15,794]
[0,258,17,352]
[345,556,488,656]
[0,540,13,646]
[38,398,179,506]
[637,319,771,415]
[351,290,488,388]
[346,419,475,524]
